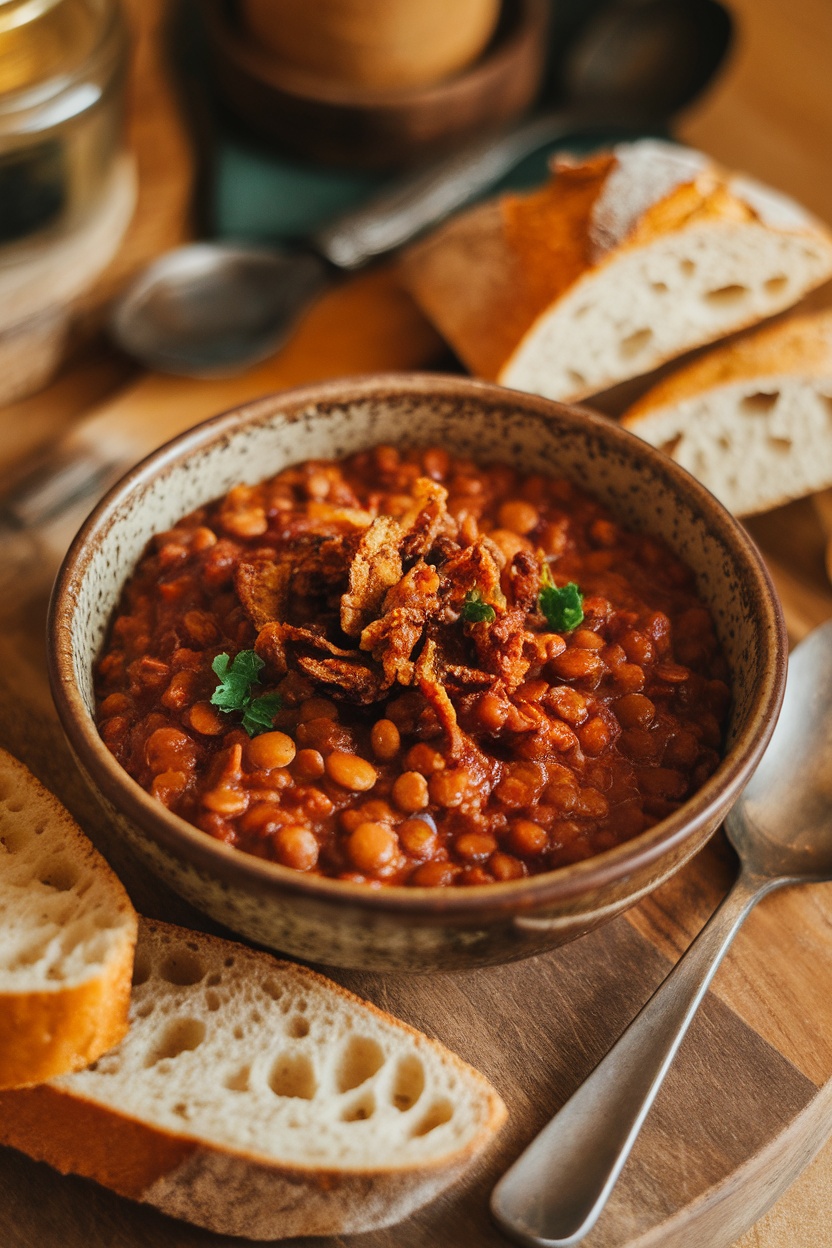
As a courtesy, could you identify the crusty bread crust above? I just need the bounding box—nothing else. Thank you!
[0,1081,475,1238]
[623,308,832,417]
[0,947,135,1089]
[0,748,137,1089]
[400,154,615,381]
[0,1082,197,1198]
[621,309,832,515]
[0,919,507,1239]
[399,141,832,401]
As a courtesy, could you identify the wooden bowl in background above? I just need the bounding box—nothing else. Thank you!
[204,0,549,170]
[239,0,502,92]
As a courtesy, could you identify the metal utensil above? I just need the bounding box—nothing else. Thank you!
[318,0,733,269]
[491,621,832,1247]
[113,0,732,375]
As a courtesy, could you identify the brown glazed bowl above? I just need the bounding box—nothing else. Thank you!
[48,375,787,972]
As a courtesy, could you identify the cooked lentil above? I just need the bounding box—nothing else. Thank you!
[95,445,730,886]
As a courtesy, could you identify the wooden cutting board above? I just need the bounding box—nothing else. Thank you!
[2,265,832,1248]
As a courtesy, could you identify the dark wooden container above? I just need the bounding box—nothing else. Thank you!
[204,0,549,171]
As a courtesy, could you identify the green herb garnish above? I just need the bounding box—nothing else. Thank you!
[538,565,584,632]
[210,650,282,737]
[242,694,283,738]
[462,589,496,624]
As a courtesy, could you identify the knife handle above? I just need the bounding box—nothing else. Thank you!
[313,108,577,270]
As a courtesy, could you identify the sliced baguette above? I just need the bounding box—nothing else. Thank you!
[400,139,832,403]
[0,748,137,1089]
[0,918,507,1239]
[621,309,832,515]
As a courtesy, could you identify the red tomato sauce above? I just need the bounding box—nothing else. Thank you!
[95,444,730,887]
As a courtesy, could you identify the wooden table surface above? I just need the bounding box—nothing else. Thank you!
[3,0,832,1244]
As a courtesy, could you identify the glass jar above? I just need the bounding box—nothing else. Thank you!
[0,0,128,254]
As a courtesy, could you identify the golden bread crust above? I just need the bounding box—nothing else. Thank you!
[623,308,832,421]
[399,143,832,394]
[0,748,137,1090]
[0,941,134,1089]
[0,1082,197,1198]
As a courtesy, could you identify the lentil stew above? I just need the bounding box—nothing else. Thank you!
[95,444,730,888]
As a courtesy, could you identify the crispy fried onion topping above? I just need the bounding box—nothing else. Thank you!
[248,476,542,744]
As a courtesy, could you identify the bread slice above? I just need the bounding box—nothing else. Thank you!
[0,748,137,1089]
[0,919,507,1239]
[400,139,832,403]
[621,309,832,515]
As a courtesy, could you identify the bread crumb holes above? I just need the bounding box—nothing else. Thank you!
[341,1092,376,1122]
[159,949,205,985]
[741,391,779,415]
[262,978,284,1000]
[391,1054,425,1111]
[411,1098,454,1137]
[705,283,748,307]
[336,1035,385,1093]
[619,328,653,359]
[269,1051,317,1100]
[145,1017,206,1067]
[225,1064,250,1092]
[38,859,78,891]
[287,1014,310,1039]
[0,827,27,854]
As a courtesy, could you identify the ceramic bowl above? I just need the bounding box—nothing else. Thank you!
[48,374,787,972]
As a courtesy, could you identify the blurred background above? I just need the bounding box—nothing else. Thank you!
[1,0,830,412]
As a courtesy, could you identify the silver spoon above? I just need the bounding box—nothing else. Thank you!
[112,0,732,376]
[491,620,832,1247]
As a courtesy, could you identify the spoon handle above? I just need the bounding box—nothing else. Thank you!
[491,870,775,1247]
[313,108,582,270]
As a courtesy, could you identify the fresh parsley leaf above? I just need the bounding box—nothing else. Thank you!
[210,650,282,737]
[242,693,283,737]
[539,566,584,632]
[210,650,265,710]
[462,589,496,624]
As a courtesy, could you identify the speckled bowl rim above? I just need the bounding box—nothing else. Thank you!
[48,373,788,920]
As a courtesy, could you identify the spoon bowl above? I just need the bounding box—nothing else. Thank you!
[565,0,733,116]
[112,244,328,377]
[727,620,832,880]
